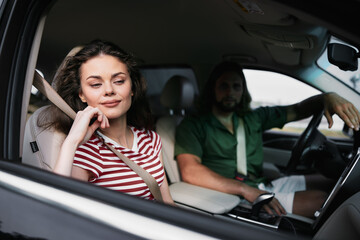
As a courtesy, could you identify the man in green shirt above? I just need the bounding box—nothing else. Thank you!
[174,61,360,218]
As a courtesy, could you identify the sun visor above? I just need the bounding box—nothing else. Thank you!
[241,25,314,49]
[266,44,301,66]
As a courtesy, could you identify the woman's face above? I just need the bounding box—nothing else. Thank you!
[78,54,133,120]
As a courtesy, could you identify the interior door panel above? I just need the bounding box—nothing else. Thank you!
[262,131,298,168]
[263,147,292,168]
[262,130,353,169]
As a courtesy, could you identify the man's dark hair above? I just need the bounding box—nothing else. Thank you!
[200,61,252,115]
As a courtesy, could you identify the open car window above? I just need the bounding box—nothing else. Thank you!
[244,69,348,138]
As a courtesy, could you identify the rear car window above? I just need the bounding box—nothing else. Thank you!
[141,66,199,117]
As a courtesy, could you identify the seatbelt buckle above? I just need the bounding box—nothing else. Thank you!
[235,172,248,182]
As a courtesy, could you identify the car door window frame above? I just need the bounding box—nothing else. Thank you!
[243,69,348,139]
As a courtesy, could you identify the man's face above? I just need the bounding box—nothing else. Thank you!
[214,71,243,113]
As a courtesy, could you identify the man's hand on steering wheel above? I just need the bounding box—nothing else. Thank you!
[324,92,360,131]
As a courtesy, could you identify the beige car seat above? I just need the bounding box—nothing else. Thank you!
[22,46,83,171]
[156,75,240,214]
[156,75,194,183]
[22,105,66,171]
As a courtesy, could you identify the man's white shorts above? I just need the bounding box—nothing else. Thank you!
[258,175,306,213]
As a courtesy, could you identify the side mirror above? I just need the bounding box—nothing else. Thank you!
[328,43,359,71]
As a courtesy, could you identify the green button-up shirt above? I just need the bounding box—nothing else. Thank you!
[174,106,287,187]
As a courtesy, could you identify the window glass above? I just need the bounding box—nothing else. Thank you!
[141,67,198,96]
[140,67,198,117]
[244,69,347,138]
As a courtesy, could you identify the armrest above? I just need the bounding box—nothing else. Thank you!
[169,182,240,214]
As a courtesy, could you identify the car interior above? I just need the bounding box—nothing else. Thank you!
[2,0,360,239]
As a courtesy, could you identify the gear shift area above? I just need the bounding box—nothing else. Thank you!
[227,192,282,229]
[251,192,275,219]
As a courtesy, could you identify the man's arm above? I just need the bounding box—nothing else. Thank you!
[177,153,286,215]
[286,92,360,130]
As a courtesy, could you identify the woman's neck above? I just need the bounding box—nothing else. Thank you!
[99,117,133,149]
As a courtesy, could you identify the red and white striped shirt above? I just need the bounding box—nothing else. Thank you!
[73,127,164,200]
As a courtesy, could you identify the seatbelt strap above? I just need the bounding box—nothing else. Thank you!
[102,141,163,201]
[33,70,163,202]
[236,118,247,176]
[33,71,76,119]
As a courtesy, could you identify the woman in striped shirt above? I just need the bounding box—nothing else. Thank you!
[45,39,174,204]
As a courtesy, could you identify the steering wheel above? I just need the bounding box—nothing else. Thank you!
[285,110,324,174]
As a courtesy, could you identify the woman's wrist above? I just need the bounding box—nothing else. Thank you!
[54,137,79,176]
[62,136,82,152]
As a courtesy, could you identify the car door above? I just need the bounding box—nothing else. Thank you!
[0,1,296,239]
[0,0,137,238]
[0,0,202,239]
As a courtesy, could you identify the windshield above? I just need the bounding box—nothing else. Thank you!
[317,36,360,94]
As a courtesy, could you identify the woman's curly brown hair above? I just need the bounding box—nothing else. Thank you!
[38,39,153,134]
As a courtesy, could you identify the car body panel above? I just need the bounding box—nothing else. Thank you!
[0,161,292,239]
[1,0,360,239]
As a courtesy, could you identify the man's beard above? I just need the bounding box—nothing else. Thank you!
[214,99,239,113]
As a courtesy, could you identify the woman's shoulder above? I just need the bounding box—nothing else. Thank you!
[78,134,103,151]
[131,126,160,139]
[131,127,162,150]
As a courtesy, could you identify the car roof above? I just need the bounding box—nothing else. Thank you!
[36,0,360,84]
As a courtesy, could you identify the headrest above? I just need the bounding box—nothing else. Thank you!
[160,75,195,110]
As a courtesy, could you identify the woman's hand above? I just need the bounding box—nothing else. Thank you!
[324,92,360,131]
[67,106,110,146]
[54,106,109,176]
